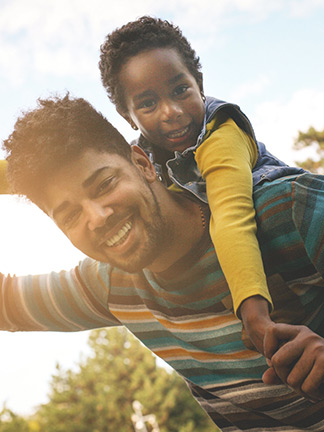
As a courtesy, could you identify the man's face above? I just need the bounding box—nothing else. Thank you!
[42,147,168,272]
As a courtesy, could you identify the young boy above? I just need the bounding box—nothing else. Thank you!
[99,16,304,354]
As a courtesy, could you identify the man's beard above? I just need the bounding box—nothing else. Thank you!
[102,182,169,273]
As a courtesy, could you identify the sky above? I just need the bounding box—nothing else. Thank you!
[0,0,324,416]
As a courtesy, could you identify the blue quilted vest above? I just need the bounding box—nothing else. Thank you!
[134,96,304,203]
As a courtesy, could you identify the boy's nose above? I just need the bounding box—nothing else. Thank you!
[161,101,183,122]
[86,201,114,231]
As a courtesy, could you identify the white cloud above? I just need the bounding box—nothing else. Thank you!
[252,88,324,165]
[229,0,324,19]
[0,0,158,83]
[230,0,283,19]
[1,0,323,84]
[288,0,324,17]
[164,0,285,31]
[230,75,270,101]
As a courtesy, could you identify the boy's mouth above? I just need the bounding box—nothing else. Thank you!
[166,125,190,140]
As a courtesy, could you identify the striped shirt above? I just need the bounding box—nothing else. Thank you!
[1,173,324,431]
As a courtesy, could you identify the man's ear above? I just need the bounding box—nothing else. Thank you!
[118,110,138,131]
[131,146,156,182]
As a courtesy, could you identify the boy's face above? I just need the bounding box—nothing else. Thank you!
[119,48,205,153]
[41,147,168,273]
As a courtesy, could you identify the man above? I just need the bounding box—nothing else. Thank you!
[2,94,324,431]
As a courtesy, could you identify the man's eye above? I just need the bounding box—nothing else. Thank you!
[173,85,188,96]
[97,178,113,195]
[63,210,80,228]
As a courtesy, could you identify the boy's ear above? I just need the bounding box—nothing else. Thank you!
[131,145,156,182]
[118,110,138,131]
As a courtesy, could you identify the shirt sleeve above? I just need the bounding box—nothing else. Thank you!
[0,258,120,332]
[0,160,10,194]
[195,114,273,316]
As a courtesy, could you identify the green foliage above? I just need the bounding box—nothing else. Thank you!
[0,407,31,432]
[37,327,217,431]
[294,126,324,173]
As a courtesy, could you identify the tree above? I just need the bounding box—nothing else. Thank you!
[0,406,38,432]
[37,327,217,432]
[294,126,324,173]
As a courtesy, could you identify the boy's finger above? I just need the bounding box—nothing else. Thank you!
[262,367,282,385]
[263,325,281,359]
[264,323,300,358]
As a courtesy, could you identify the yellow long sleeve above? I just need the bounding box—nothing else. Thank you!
[195,115,272,316]
[0,160,10,194]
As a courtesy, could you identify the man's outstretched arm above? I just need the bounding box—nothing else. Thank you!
[0,258,118,332]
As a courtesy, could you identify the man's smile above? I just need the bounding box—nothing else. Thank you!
[105,221,133,247]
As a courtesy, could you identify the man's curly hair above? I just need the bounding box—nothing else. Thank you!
[3,94,131,205]
[99,16,202,114]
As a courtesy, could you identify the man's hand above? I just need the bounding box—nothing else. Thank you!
[263,324,324,401]
[239,295,274,355]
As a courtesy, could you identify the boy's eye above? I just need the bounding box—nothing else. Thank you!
[137,99,156,110]
[173,85,189,97]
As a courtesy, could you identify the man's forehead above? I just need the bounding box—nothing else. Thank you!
[61,149,130,178]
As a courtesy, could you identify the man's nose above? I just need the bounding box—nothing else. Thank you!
[161,100,183,122]
[85,201,113,231]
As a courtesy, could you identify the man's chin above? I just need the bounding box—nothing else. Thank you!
[87,255,145,273]
[105,248,157,274]
[91,210,164,272]
[112,257,155,274]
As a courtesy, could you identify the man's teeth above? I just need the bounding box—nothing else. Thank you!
[105,222,132,247]
[168,126,189,139]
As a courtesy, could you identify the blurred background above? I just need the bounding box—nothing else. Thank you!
[0,0,323,425]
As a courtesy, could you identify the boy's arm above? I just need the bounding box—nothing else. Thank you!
[195,116,273,352]
[240,295,275,354]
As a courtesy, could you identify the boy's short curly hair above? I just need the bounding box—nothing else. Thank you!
[99,16,202,114]
[3,94,131,205]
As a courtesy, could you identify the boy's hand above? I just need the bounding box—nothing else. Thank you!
[263,324,324,401]
[240,295,274,355]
